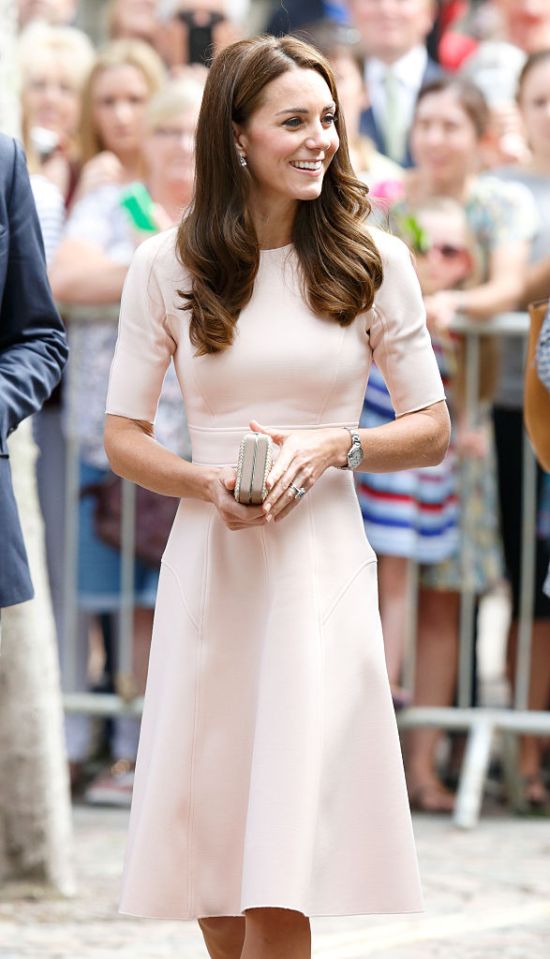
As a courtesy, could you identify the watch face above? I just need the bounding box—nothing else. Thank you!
[348,444,364,469]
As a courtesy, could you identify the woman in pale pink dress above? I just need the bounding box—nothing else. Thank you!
[104,35,450,959]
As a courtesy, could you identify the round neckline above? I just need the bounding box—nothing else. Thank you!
[259,242,293,254]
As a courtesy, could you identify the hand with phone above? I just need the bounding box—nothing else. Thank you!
[156,3,242,71]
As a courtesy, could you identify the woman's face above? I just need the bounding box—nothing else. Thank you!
[413,209,473,295]
[24,56,81,139]
[234,67,340,210]
[92,64,150,157]
[518,60,550,159]
[144,104,200,197]
[411,90,480,187]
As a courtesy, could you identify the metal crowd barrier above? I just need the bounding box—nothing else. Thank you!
[60,307,550,828]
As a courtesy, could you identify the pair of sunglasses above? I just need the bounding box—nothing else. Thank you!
[420,243,468,259]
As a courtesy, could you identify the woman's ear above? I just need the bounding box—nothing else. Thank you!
[232,121,247,154]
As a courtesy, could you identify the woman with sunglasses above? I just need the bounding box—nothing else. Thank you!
[357,76,536,812]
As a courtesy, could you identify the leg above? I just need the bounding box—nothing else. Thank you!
[406,587,460,811]
[241,908,311,959]
[197,916,245,959]
[378,554,412,704]
[508,618,550,805]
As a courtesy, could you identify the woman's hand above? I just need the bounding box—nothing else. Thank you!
[424,290,461,339]
[75,151,125,201]
[209,465,269,531]
[251,419,349,523]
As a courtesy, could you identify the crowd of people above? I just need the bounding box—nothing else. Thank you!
[14,0,550,814]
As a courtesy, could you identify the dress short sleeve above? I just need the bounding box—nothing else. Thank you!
[106,235,175,424]
[368,230,445,417]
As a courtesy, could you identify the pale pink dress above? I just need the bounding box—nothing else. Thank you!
[106,225,444,920]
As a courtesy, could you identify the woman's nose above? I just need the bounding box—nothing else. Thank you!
[305,125,331,151]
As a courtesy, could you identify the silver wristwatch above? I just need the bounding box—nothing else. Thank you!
[340,428,364,470]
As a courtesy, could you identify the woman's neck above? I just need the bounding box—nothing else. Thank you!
[248,191,297,250]
[523,152,550,177]
[148,178,193,224]
[116,150,143,183]
[406,168,472,204]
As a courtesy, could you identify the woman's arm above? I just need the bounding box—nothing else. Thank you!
[104,413,269,530]
[49,238,128,305]
[457,241,530,317]
[425,241,530,331]
[257,400,450,521]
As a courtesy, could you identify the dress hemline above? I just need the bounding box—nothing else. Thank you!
[118,904,425,921]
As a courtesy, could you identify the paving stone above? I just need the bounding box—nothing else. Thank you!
[0,806,549,958]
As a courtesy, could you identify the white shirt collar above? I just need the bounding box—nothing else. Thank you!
[366,44,428,91]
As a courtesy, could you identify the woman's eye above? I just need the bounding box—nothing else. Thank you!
[323,114,336,125]
[284,117,303,129]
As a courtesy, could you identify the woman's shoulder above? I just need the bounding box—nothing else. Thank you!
[469,172,535,209]
[133,226,188,287]
[365,224,411,266]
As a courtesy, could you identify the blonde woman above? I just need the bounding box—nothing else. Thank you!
[19,21,95,210]
[75,38,166,202]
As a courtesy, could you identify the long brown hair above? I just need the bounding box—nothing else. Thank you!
[79,39,166,164]
[177,35,383,356]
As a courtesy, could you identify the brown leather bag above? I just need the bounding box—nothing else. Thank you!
[84,475,179,568]
[524,298,550,471]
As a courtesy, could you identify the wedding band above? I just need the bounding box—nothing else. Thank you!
[290,484,306,499]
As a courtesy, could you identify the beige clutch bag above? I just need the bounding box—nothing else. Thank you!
[234,431,273,505]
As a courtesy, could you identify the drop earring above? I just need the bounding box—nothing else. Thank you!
[239,154,247,167]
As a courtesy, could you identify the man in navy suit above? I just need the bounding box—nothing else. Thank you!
[0,133,67,610]
[347,0,444,167]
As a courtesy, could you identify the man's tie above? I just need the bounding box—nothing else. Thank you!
[382,67,407,164]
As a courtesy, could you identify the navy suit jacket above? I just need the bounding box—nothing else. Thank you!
[0,134,68,608]
[360,56,444,168]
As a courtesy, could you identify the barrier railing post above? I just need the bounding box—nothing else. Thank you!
[515,432,537,710]
[61,323,80,692]
[457,328,480,709]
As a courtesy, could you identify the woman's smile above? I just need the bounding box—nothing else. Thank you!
[289,159,324,174]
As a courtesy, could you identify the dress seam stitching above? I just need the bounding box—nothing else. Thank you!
[317,325,347,423]
[160,558,200,632]
[322,558,377,626]
[305,493,325,903]
[186,511,213,915]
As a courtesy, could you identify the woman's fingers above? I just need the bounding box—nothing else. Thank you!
[263,450,300,508]
[249,419,287,446]
[220,465,237,490]
[265,466,314,519]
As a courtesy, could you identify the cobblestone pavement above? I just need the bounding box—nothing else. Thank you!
[1,805,549,958]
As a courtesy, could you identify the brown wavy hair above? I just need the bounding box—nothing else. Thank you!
[176,35,383,355]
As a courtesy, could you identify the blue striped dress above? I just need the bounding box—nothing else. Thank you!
[356,352,459,564]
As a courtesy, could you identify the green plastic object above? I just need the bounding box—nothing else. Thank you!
[120,182,157,233]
